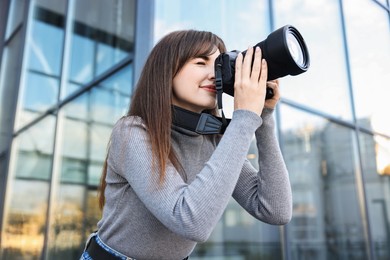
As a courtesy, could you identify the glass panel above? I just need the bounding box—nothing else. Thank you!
[0,115,55,259]
[89,123,112,164]
[342,0,390,134]
[155,0,270,47]
[60,118,88,184]
[22,72,59,112]
[62,85,88,120]
[280,104,368,259]
[85,189,101,236]
[12,113,56,181]
[359,131,390,260]
[46,64,133,258]
[27,8,65,75]
[47,184,86,259]
[88,161,105,186]
[373,0,389,7]
[64,0,135,96]
[273,0,353,121]
[96,42,129,76]
[68,35,94,84]
[91,64,132,125]
[16,0,66,129]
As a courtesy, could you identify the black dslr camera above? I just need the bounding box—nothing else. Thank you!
[214,25,310,101]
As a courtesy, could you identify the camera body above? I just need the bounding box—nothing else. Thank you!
[215,25,310,99]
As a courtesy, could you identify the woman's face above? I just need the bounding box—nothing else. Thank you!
[172,49,221,113]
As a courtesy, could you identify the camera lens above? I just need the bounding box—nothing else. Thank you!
[286,32,305,68]
[215,25,310,98]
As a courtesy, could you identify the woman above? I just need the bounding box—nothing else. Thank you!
[81,30,292,260]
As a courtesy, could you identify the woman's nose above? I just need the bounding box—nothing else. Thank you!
[208,66,215,80]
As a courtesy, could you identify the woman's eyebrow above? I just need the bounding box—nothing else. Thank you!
[195,55,209,60]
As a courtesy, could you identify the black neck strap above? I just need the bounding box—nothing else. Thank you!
[172,106,230,135]
[214,57,229,130]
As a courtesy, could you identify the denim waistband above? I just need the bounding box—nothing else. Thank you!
[95,235,134,260]
[82,232,189,260]
[82,232,135,260]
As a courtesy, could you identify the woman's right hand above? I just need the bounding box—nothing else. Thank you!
[233,46,268,116]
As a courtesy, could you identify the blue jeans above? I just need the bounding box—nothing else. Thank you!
[80,232,135,260]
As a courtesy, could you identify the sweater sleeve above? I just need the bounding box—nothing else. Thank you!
[232,108,292,225]
[109,110,262,242]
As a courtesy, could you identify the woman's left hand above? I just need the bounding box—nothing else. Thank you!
[264,79,280,109]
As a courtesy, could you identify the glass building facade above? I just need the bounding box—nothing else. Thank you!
[0,0,389,259]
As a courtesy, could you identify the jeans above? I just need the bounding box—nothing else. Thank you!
[80,232,135,260]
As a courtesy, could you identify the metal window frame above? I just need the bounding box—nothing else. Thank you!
[0,0,31,249]
[0,0,10,250]
[134,0,155,84]
[372,0,390,12]
[0,0,11,71]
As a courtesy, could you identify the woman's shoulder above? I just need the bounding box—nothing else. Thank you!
[114,115,147,129]
[111,116,149,139]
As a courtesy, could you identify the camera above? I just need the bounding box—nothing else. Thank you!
[214,25,310,99]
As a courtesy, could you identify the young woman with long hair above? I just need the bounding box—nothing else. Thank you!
[80,29,292,260]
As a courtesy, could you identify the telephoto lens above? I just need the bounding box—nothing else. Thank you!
[215,25,310,99]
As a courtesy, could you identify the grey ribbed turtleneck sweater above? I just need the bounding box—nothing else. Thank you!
[97,109,292,260]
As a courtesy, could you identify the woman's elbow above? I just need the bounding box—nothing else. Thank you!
[182,229,211,243]
[262,210,292,225]
[273,201,292,225]
[253,203,292,225]
[275,210,292,225]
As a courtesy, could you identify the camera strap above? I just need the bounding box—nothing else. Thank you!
[215,61,224,110]
[214,59,229,130]
[172,106,230,135]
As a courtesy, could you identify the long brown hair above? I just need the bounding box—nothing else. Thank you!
[98,30,226,209]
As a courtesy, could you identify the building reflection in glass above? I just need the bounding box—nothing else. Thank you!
[2,115,56,259]
[279,104,390,259]
[0,0,135,258]
[359,130,390,259]
[17,0,66,129]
